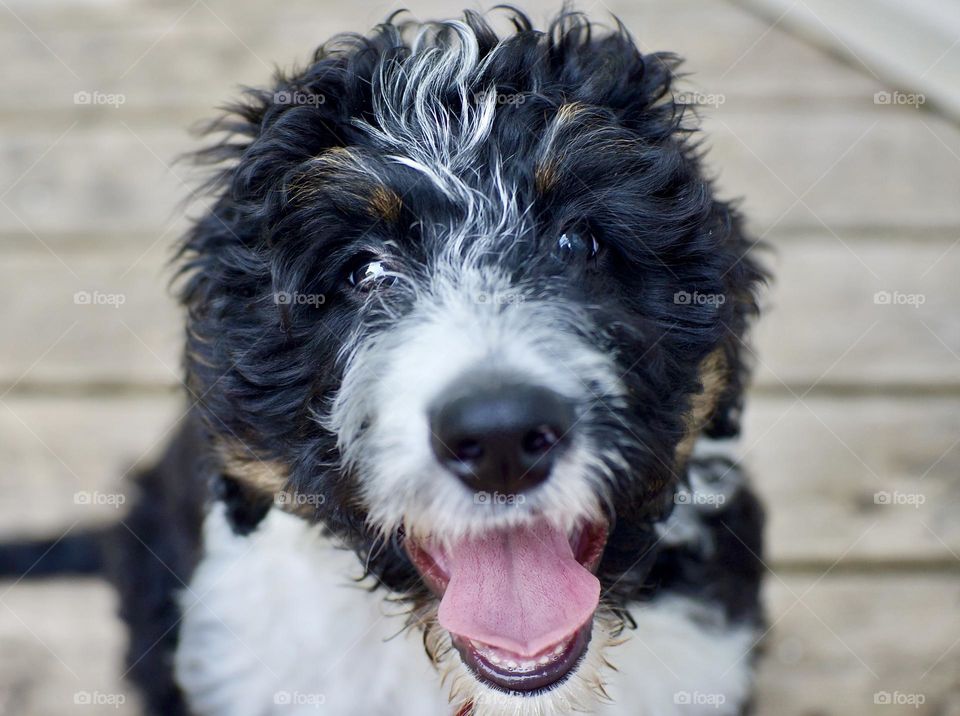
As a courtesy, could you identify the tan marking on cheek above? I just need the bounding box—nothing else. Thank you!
[219,448,289,494]
[368,185,402,222]
[675,348,729,463]
[219,447,327,518]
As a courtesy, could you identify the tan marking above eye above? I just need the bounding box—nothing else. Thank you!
[535,161,559,194]
[368,185,403,222]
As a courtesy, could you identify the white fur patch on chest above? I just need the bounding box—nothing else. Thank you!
[174,505,448,716]
[175,506,756,716]
[603,597,757,716]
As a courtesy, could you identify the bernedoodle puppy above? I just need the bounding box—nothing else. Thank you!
[5,8,769,716]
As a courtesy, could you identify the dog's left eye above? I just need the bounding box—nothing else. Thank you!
[347,259,396,291]
[555,229,601,263]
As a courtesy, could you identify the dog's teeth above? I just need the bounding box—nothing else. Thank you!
[489,654,500,664]
[539,656,550,665]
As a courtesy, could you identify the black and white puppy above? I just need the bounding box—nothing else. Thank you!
[116,9,767,716]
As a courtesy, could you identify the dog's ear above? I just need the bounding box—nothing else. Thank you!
[177,58,356,305]
[177,21,413,268]
[546,13,685,138]
[703,340,750,440]
[703,203,766,440]
[674,205,763,465]
[171,52,370,537]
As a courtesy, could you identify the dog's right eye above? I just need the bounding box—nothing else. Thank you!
[346,258,397,292]
[554,228,601,264]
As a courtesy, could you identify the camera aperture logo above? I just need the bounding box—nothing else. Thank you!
[674,488,726,508]
[274,91,326,107]
[474,490,526,507]
[874,691,925,708]
[475,90,526,106]
[873,491,925,509]
[676,90,725,109]
[674,290,725,308]
[274,491,326,509]
[873,290,925,308]
[873,91,925,109]
[74,91,126,108]
[273,690,326,708]
[74,290,126,308]
[476,291,525,306]
[74,491,126,508]
[274,291,326,307]
[674,691,726,709]
[74,691,126,709]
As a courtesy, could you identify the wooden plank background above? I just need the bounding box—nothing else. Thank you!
[1,0,958,714]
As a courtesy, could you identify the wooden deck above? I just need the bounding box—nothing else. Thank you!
[1,0,958,714]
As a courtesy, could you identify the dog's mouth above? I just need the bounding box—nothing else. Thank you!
[405,519,608,694]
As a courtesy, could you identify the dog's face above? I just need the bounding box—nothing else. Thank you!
[181,11,761,714]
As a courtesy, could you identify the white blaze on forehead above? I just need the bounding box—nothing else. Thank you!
[354,20,523,247]
[362,21,497,177]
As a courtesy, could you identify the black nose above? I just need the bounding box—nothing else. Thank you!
[429,376,576,495]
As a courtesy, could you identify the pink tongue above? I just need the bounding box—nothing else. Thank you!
[437,522,600,658]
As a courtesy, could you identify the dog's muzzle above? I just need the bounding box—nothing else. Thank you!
[408,371,609,694]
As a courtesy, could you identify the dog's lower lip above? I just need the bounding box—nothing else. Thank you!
[452,623,592,694]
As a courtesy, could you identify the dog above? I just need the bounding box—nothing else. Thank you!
[1,9,767,716]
